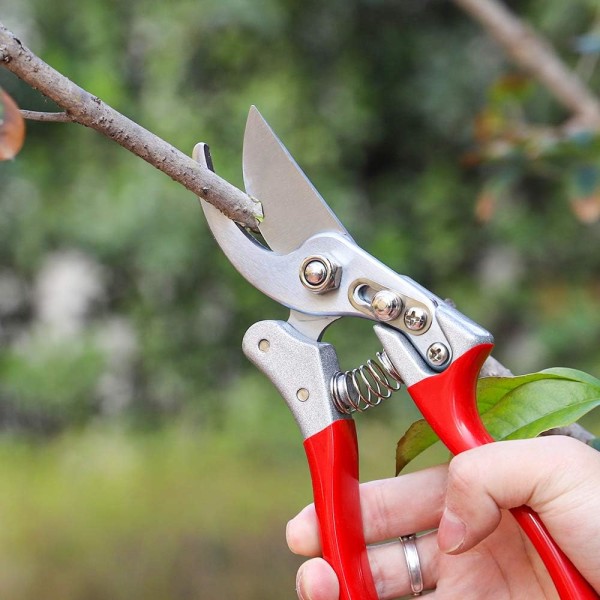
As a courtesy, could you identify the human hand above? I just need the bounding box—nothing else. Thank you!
[287,436,600,599]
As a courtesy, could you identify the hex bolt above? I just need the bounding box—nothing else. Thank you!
[427,342,450,366]
[371,290,403,322]
[299,256,341,294]
[404,306,428,331]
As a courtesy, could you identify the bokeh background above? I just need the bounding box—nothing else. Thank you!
[0,0,599,598]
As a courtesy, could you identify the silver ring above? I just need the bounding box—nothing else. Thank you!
[400,534,424,596]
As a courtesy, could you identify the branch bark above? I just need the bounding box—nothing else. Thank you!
[453,0,600,128]
[0,22,262,229]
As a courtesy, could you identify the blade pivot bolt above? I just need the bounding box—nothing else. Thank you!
[371,290,403,322]
[404,306,428,331]
[300,256,341,294]
[427,342,450,366]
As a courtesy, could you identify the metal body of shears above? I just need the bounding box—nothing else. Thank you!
[194,107,597,600]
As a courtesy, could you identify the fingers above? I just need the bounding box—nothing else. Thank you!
[439,437,600,584]
[287,504,321,557]
[287,464,448,556]
[296,533,438,600]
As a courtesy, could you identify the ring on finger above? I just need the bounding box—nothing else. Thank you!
[399,533,424,596]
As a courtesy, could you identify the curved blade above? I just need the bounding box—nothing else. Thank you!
[243,106,352,253]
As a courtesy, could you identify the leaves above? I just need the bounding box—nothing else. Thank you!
[395,418,439,475]
[569,165,600,223]
[0,88,25,160]
[396,368,600,474]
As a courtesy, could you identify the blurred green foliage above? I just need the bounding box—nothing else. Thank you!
[0,382,427,600]
[1,0,600,596]
[0,421,306,599]
[1,0,599,428]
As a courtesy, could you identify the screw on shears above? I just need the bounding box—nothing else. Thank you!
[427,342,450,366]
[404,306,428,331]
[370,290,403,321]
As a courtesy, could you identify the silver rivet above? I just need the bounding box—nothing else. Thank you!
[296,388,310,402]
[371,290,403,322]
[299,256,341,294]
[404,306,428,331]
[427,342,450,366]
[258,339,270,352]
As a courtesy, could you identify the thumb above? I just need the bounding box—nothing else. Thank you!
[437,437,600,568]
[296,558,339,600]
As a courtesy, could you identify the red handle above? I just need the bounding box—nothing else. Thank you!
[304,419,378,600]
[407,344,599,600]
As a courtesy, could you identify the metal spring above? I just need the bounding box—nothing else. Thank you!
[331,350,404,414]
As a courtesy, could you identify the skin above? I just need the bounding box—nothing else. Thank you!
[286,436,600,599]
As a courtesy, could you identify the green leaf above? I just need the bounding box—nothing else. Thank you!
[489,74,534,106]
[395,419,439,475]
[396,368,600,474]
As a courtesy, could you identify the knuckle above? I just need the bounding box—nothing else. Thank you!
[446,452,479,501]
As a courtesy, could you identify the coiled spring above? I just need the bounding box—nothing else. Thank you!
[331,350,404,414]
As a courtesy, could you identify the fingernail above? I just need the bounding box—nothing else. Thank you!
[296,565,308,600]
[286,519,300,555]
[438,508,466,554]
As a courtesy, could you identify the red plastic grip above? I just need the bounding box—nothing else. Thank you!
[407,344,599,599]
[304,419,378,600]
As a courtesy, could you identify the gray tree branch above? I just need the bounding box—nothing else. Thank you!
[0,22,262,229]
[453,0,600,128]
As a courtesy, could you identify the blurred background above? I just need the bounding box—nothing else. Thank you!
[0,0,599,597]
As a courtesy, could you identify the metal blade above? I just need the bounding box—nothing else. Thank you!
[243,106,352,254]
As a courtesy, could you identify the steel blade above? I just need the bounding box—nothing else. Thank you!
[243,106,351,253]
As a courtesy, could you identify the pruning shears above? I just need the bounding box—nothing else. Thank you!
[194,107,597,599]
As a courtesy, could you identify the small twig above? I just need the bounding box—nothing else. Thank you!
[0,22,262,230]
[540,424,596,443]
[20,110,73,123]
[479,354,514,378]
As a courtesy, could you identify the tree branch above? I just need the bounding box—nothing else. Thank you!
[0,22,262,229]
[453,0,600,128]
